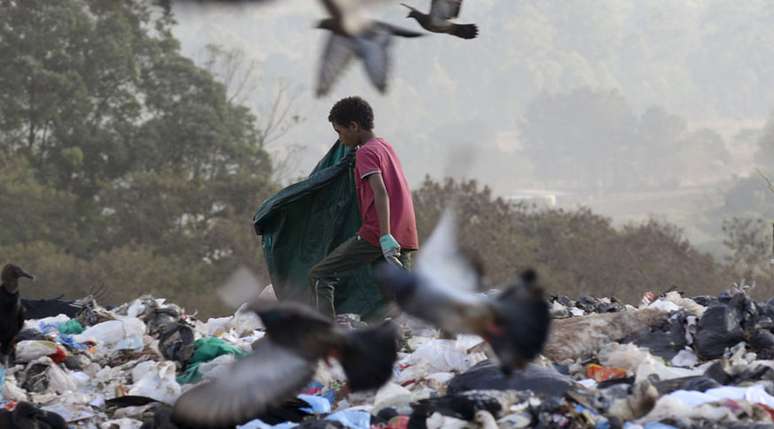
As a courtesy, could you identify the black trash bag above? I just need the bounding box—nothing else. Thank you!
[597,376,635,390]
[447,360,575,398]
[760,298,774,321]
[703,361,732,385]
[157,322,195,364]
[555,296,574,307]
[372,407,400,426]
[691,296,720,307]
[409,390,527,428]
[731,365,774,385]
[703,361,774,386]
[257,398,315,425]
[653,376,721,395]
[575,296,599,313]
[625,312,688,361]
[596,297,625,313]
[749,329,774,359]
[144,306,182,337]
[695,294,747,360]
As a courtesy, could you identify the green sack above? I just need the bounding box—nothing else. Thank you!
[176,337,249,384]
[253,141,386,320]
[58,319,84,335]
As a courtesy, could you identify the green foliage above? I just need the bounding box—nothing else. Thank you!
[722,217,774,287]
[413,177,734,303]
[0,0,276,317]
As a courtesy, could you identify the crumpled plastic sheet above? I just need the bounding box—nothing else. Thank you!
[99,417,144,429]
[400,338,487,373]
[237,420,298,429]
[661,384,774,408]
[127,361,181,405]
[73,317,146,357]
[298,393,331,414]
[41,402,97,423]
[325,408,371,429]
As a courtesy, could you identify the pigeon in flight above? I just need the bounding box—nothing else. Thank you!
[401,0,478,39]
[376,210,551,373]
[172,301,399,428]
[315,0,424,97]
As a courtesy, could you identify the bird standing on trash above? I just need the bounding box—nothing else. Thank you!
[401,0,478,39]
[0,264,34,367]
[315,0,425,96]
[376,210,551,373]
[173,301,399,428]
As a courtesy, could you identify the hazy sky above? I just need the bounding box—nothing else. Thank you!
[169,0,774,250]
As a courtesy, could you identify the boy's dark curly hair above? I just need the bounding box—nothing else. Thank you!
[328,96,374,130]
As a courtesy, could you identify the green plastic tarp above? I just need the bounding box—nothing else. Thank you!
[176,337,249,384]
[253,141,386,320]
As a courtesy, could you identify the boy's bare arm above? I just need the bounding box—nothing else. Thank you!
[367,173,390,236]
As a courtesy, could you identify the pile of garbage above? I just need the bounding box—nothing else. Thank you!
[6,286,774,429]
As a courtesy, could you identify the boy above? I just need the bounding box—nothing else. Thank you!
[309,96,418,319]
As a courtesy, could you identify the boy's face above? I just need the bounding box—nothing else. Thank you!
[332,121,360,147]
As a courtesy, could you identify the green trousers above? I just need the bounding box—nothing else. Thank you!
[309,235,412,319]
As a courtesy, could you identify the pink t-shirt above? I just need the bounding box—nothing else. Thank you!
[354,138,419,250]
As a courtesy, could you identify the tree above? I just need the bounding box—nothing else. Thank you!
[0,0,283,316]
[722,217,773,286]
[520,87,637,192]
[631,106,686,189]
[412,176,731,303]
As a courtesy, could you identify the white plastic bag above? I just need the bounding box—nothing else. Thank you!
[671,349,698,368]
[100,418,144,429]
[15,340,58,363]
[128,361,181,404]
[373,383,412,413]
[402,339,486,373]
[46,359,79,393]
[634,355,701,383]
[74,317,146,355]
[228,304,263,336]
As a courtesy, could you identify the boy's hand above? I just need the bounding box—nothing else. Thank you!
[379,234,401,260]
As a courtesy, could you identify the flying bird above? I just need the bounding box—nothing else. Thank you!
[315,0,424,97]
[376,210,551,373]
[401,0,478,39]
[172,301,399,428]
[0,264,34,367]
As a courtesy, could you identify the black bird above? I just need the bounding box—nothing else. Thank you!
[0,401,67,429]
[401,0,478,39]
[0,264,34,367]
[315,0,424,96]
[376,210,551,373]
[172,301,399,428]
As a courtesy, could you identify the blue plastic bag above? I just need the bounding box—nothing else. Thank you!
[298,394,331,414]
[325,409,370,429]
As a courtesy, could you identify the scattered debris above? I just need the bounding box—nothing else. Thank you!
[1,289,774,428]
